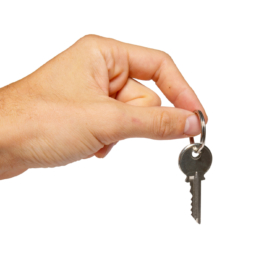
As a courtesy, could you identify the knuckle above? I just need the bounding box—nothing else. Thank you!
[77,34,101,46]
[158,50,173,63]
[83,34,100,41]
[153,110,173,138]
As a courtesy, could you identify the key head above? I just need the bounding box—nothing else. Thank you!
[179,143,212,178]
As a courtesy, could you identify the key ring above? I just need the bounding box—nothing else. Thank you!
[189,110,206,154]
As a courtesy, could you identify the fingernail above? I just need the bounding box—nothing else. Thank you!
[184,115,201,135]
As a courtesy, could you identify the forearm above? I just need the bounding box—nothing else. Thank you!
[0,80,31,179]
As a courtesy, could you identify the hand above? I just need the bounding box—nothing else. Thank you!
[0,35,206,179]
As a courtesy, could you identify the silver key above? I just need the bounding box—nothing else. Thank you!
[178,111,212,224]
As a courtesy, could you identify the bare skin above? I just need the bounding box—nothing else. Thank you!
[0,35,206,179]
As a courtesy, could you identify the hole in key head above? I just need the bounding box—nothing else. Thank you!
[191,147,201,160]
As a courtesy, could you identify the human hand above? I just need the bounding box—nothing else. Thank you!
[0,35,206,179]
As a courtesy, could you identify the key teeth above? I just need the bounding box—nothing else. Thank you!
[188,175,202,224]
[190,182,194,215]
[190,181,199,223]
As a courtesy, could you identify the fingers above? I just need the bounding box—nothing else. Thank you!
[95,78,200,155]
[111,103,201,141]
[98,36,207,121]
[95,78,161,158]
[94,142,117,158]
[124,43,207,120]
[115,78,161,107]
[125,44,205,117]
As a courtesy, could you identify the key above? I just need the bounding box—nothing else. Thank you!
[178,110,212,224]
[179,143,212,223]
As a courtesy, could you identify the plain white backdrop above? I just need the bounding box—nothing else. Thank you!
[0,0,255,255]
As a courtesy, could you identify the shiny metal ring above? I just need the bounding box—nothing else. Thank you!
[189,110,206,154]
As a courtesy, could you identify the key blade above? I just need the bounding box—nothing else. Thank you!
[190,172,203,224]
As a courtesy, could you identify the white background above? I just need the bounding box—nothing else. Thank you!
[0,0,255,255]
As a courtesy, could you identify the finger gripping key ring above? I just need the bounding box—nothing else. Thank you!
[189,110,206,154]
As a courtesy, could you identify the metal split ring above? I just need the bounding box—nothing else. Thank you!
[189,110,206,154]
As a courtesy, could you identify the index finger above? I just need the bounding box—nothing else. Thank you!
[119,41,207,120]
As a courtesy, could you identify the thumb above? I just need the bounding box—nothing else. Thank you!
[117,105,202,140]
